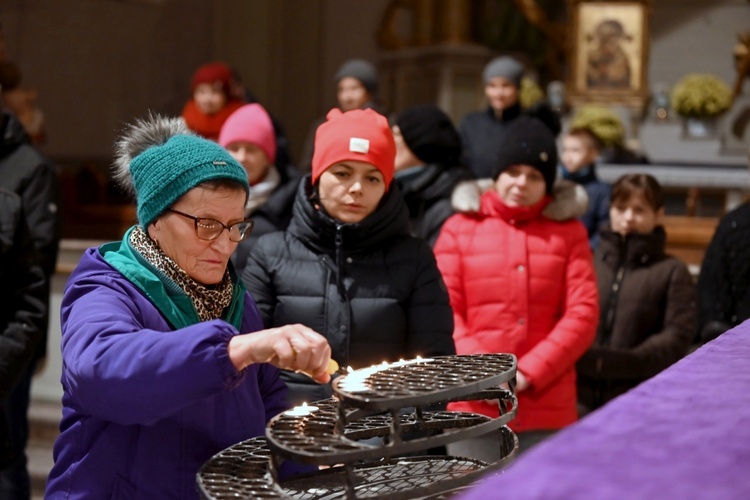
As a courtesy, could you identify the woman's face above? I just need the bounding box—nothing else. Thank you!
[147,185,246,285]
[226,141,271,186]
[193,82,227,115]
[337,77,371,112]
[610,191,663,237]
[317,160,386,223]
[495,164,546,207]
[484,76,519,114]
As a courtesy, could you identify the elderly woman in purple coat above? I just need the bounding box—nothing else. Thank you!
[45,115,331,499]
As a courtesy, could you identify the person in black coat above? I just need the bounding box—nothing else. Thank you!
[0,189,45,475]
[458,56,561,180]
[577,174,695,413]
[242,108,455,405]
[392,104,473,247]
[0,109,60,497]
[219,103,301,278]
[697,201,750,342]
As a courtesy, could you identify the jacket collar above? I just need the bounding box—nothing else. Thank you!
[451,178,588,222]
[561,163,599,185]
[0,111,29,158]
[288,174,410,253]
[481,190,551,224]
[598,227,667,265]
[485,102,522,123]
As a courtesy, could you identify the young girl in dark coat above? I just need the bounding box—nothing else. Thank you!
[577,173,696,413]
[242,108,456,405]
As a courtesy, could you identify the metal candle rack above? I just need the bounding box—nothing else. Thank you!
[197,354,519,499]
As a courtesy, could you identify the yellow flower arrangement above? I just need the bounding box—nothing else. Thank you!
[670,74,732,118]
[519,77,545,109]
[569,105,625,147]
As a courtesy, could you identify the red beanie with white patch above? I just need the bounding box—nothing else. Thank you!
[311,108,395,188]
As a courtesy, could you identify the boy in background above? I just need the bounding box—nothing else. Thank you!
[560,127,611,248]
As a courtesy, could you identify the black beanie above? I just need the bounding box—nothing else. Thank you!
[494,116,558,194]
[395,104,462,165]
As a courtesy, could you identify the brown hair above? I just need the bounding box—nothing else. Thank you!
[565,126,603,151]
[610,173,664,210]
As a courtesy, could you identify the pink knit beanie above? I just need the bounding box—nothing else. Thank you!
[218,103,277,164]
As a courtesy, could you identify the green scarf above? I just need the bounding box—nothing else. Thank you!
[101,226,245,330]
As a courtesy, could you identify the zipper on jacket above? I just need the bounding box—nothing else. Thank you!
[600,239,628,360]
[334,224,352,365]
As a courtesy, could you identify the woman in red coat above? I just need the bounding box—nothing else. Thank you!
[434,117,598,460]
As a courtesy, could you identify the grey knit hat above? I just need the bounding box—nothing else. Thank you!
[334,59,378,94]
[482,56,524,87]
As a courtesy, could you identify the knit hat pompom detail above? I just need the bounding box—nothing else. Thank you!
[218,103,277,164]
[311,108,396,188]
[112,113,249,226]
[494,116,558,195]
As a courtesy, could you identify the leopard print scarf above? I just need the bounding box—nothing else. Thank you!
[129,225,233,322]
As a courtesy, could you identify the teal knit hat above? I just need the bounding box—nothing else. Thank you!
[113,114,249,226]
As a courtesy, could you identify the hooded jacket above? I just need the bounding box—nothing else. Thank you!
[45,246,289,499]
[577,227,695,410]
[243,176,456,404]
[434,179,598,432]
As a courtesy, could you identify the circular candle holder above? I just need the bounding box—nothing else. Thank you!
[197,354,519,499]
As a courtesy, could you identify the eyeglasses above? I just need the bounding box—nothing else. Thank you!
[166,208,254,242]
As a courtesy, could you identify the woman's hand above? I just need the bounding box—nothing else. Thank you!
[515,370,530,392]
[228,324,333,384]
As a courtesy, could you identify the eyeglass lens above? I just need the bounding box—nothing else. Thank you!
[196,219,253,242]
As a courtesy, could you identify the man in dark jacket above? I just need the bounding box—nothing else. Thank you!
[0,189,45,477]
[459,56,561,179]
[0,109,60,498]
[392,104,473,247]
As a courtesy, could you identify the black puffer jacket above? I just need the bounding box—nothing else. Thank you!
[231,165,301,278]
[396,163,473,247]
[0,189,46,467]
[243,176,455,404]
[577,227,696,411]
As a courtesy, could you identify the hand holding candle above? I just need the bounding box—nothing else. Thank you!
[228,324,333,383]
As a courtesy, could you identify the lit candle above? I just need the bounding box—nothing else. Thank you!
[284,402,319,417]
[339,357,434,392]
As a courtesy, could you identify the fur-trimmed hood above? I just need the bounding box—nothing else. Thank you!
[451,178,589,221]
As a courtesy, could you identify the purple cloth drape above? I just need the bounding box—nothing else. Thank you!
[460,321,750,500]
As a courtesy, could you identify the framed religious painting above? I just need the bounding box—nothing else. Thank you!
[566,0,651,109]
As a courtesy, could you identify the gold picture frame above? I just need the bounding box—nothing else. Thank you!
[566,0,651,109]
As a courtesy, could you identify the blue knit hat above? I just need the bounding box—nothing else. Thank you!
[113,115,249,226]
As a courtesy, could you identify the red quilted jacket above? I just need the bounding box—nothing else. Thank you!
[434,188,598,432]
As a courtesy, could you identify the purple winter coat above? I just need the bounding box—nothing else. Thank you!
[46,247,290,499]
